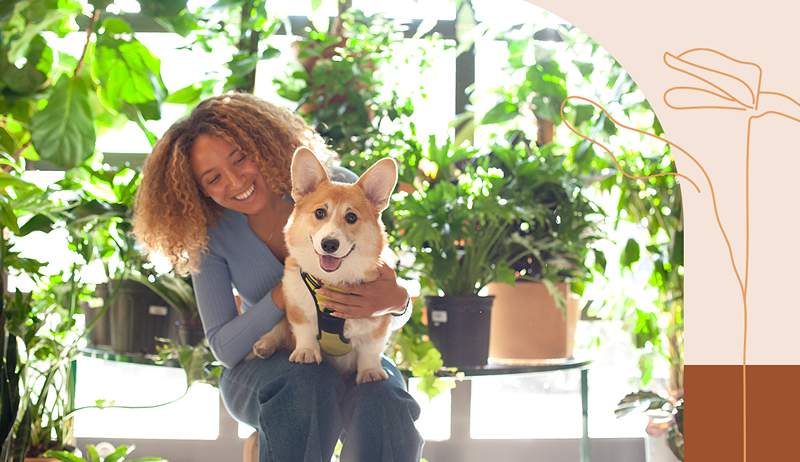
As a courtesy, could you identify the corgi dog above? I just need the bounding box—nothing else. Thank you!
[249,146,399,384]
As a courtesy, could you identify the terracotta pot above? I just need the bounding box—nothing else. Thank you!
[487,281,579,362]
[25,458,60,462]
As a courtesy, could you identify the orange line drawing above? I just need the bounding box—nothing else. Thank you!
[560,46,800,462]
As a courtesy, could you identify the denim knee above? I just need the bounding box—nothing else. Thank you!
[255,362,344,418]
[341,381,424,462]
[351,380,421,421]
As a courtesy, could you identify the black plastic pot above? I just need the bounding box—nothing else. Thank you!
[175,317,205,346]
[82,286,112,347]
[104,279,172,355]
[425,295,494,367]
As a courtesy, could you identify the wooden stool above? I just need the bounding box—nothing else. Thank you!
[243,431,259,462]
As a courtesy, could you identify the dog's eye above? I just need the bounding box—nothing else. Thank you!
[314,208,326,219]
[345,212,358,224]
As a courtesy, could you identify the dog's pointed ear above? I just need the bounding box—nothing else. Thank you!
[356,157,398,212]
[291,146,329,201]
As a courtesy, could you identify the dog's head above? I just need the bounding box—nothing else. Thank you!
[285,146,398,281]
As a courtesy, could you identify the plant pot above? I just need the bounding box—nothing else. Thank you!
[487,281,579,362]
[175,317,205,346]
[425,295,494,367]
[24,458,60,462]
[105,279,172,355]
[645,432,681,462]
[82,288,112,347]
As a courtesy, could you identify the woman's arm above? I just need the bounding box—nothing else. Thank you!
[192,251,285,368]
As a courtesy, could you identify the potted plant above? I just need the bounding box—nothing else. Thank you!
[483,134,602,361]
[616,390,684,461]
[46,442,166,462]
[131,271,203,347]
[57,163,176,356]
[394,138,525,367]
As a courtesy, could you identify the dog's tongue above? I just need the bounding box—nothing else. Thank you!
[319,255,342,272]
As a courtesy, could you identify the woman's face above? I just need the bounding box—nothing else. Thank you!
[189,134,273,215]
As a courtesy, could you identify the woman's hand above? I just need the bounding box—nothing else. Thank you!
[315,261,408,319]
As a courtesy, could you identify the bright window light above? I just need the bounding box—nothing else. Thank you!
[73,357,219,440]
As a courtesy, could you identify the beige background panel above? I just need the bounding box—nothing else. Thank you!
[746,115,800,364]
[530,0,800,364]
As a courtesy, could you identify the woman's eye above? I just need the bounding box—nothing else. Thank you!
[345,212,358,224]
[208,175,220,185]
[234,153,246,164]
[314,208,326,219]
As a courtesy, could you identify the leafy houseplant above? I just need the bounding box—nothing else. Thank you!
[482,134,602,361]
[46,442,166,462]
[394,138,526,367]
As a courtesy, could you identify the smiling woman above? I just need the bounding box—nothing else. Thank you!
[133,93,333,275]
[131,92,422,462]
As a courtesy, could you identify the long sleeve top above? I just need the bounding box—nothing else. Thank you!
[191,168,412,368]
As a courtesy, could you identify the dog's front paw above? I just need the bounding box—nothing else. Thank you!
[289,347,321,364]
[356,367,388,384]
[252,338,278,359]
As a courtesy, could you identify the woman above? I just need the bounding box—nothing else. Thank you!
[133,93,423,461]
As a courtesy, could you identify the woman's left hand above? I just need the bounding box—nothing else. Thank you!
[316,261,408,319]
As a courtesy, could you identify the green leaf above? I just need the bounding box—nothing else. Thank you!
[93,36,165,109]
[0,171,35,190]
[7,6,75,63]
[673,229,683,267]
[575,61,594,78]
[166,83,204,104]
[639,353,654,385]
[86,444,100,462]
[43,450,85,462]
[139,0,187,17]
[573,104,595,126]
[19,214,54,236]
[620,238,640,268]
[30,75,96,168]
[593,249,607,272]
[1,34,52,95]
[104,444,134,462]
[494,265,516,285]
[261,45,281,60]
[100,17,133,35]
[480,101,518,125]
[0,126,15,154]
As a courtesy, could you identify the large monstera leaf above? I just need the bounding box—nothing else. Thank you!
[30,74,96,169]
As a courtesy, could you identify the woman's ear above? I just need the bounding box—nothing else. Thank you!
[291,146,330,201]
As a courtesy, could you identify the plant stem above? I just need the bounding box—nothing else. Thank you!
[74,9,101,78]
[59,386,190,422]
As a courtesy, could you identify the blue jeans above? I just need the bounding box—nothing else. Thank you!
[219,350,424,462]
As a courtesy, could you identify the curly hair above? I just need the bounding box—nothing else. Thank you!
[133,93,334,275]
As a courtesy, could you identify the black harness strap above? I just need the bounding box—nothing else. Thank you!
[300,271,352,353]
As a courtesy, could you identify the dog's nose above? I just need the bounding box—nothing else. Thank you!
[321,238,339,254]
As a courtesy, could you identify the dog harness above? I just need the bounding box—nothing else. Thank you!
[300,271,353,356]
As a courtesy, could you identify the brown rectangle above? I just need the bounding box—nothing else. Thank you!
[686,365,800,461]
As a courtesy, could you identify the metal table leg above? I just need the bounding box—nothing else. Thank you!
[451,379,472,442]
[581,368,590,462]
